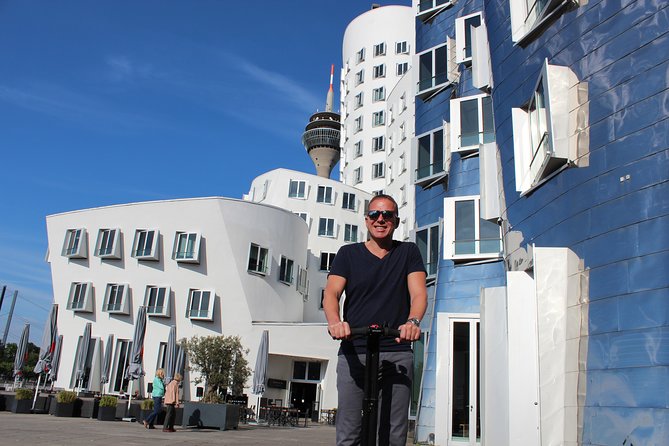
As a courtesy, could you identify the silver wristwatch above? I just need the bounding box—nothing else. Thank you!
[407,317,420,327]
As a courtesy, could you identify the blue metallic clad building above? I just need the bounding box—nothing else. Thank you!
[410,0,668,444]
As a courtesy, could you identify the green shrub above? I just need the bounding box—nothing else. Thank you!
[140,398,154,410]
[15,388,34,400]
[56,390,77,404]
[99,395,118,408]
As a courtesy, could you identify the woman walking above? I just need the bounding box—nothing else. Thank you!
[143,369,165,429]
[163,373,182,433]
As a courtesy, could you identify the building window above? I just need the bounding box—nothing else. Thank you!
[296,267,309,297]
[156,342,167,369]
[417,39,455,99]
[277,256,295,284]
[373,42,386,57]
[373,64,386,79]
[418,0,455,19]
[512,61,581,194]
[415,126,446,184]
[294,211,309,222]
[372,111,385,127]
[62,228,87,259]
[67,282,93,312]
[455,12,482,64]
[288,180,307,199]
[344,224,359,243]
[372,162,385,179]
[354,141,363,158]
[355,69,364,85]
[401,94,407,111]
[103,283,128,314]
[354,92,363,109]
[510,0,573,43]
[354,167,363,184]
[354,116,363,133]
[320,252,336,271]
[444,195,502,261]
[372,87,386,102]
[318,218,335,238]
[145,286,170,317]
[187,289,214,321]
[450,94,495,152]
[111,339,131,393]
[356,47,365,63]
[320,289,325,309]
[293,360,322,381]
[174,232,201,263]
[316,185,334,204]
[372,136,385,152]
[132,229,159,260]
[95,228,121,259]
[396,62,409,76]
[373,189,385,196]
[416,224,440,278]
[248,243,269,275]
[342,192,356,211]
[396,41,408,54]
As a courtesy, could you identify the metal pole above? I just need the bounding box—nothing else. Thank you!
[0,285,7,312]
[1,290,18,346]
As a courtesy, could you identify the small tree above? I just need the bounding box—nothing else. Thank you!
[182,335,251,403]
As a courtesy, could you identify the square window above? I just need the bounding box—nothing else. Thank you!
[320,252,336,271]
[372,111,385,127]
[132,229,160,261]
[372,162,385,179]
[373,42,386,57]
[417,0,455,21]
[95,228,121,259]
[316,185,334,204]
[450,94,495,152]
[354,92,363,109]
[396,62,409,76]
[318,218,335,238]
[248,243,270,275]
[417,38,456,100]
[354,116,363,133]
[174,232,201,263]
[372,87,386,102]
[354,141,363,158]
[444,195,502,261]
[279,256,295,284]
[288,180,307,199]
[396,41,408,54]
[62,228,88,259]
[354,167,363,184]
[344,224,359,243]
[187,289,214,320]
[103,283,129,314]
[145,286,170,317]
[355,69,365,85]
[342,192,356,211]
[67,282,93,312]
[373,64,386,79]
[372,136,385,152]
[356,47,365,63]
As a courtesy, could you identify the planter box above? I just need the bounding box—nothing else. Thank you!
[11,399,32,414]
[97,406,116,421]
[181,401,239,431]
[78,398,99,418]
[53,402,75,417]
[1,394,14,412]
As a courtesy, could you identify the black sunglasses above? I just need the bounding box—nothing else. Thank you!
[366,210,397,220]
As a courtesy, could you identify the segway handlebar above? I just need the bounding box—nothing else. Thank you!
[349,324,401,338]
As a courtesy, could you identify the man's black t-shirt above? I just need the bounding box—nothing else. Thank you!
[329,241,426,353]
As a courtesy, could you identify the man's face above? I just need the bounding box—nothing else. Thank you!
[365,198,397,240]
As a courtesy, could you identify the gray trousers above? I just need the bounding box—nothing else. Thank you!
[336,351,413,446]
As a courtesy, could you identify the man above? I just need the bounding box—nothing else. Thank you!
[323,194,427,446]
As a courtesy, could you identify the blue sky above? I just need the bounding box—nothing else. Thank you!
[0,0,410,344]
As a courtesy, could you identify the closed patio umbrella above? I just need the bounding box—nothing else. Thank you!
[100,334,114,393]
[13,323,30,387]
[33,304,58,408]
[125,306,147,412]
[164,325,177,384]
[175,344,186,379]
[47,335,63,385]
[252,330,269,420]
[74,322,92,391]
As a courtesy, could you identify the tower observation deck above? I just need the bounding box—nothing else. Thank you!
[302,65,341,178]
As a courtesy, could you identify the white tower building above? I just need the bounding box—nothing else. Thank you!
[339,5,415,240]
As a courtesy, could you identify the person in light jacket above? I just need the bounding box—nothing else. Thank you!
[162,373,182,432]
[143,369,165,429]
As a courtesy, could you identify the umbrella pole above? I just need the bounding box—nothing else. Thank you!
[31,374,42,410]
[126,380,134,417]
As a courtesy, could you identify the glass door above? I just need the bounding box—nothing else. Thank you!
[449,318,480,445]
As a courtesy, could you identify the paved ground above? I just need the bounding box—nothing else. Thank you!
[0,411,337,445]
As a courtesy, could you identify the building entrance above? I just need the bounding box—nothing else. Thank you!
[289,382,317,416]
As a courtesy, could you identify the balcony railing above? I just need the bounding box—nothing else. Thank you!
[415,162,445,183]
[417,71,451,100]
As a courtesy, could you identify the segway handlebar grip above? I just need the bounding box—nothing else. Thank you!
[349,325,401,338]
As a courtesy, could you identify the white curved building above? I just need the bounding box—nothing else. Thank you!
[340,4,415,239]
[45,196,340,415]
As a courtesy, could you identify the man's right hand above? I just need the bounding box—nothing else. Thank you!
[327,321,351,340]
